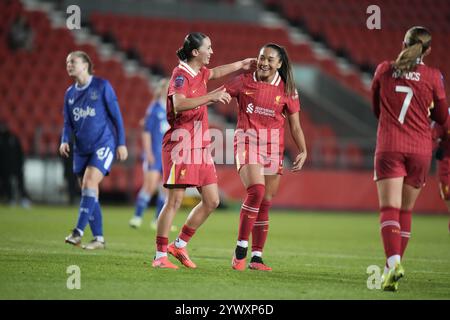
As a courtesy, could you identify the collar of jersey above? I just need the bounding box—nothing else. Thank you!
[253,71,281,86]
[178,61,198,78]
[75,75,93,91]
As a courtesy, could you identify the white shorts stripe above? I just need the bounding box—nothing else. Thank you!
[104,150,113,170]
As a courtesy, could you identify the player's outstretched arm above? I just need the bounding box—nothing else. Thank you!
[288,112,307,172]
[209,58,257,80]
[172,86,231,112]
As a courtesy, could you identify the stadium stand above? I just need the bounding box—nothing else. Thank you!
[265,0,450,96]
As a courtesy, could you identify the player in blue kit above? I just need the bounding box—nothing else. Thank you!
[129,78,176,231]
[60,51,128,250]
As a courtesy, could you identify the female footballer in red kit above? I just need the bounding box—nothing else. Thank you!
[152,32,256,269]
[371,26,448,291]
[225,43,307,271]
[432,114,450,232]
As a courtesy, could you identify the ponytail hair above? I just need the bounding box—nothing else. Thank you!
[263,43,296,96]
[69,50,94,75]
[393,26,431,75]
[176,32,208,61]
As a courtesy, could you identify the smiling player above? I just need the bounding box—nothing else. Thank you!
[225,43,307,271]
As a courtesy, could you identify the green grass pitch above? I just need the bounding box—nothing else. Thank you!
[0,205,449,299]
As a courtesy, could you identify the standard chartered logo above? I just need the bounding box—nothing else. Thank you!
[73,106,96,121]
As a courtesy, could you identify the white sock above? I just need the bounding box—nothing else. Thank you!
[251,251,262,258]
[175,238,187,248]
[155,251,167,259]
[237,240,248,248]
[384,266,389,276]
[95,236,104,243]
[387,255,401,269]
[76,228,84,236]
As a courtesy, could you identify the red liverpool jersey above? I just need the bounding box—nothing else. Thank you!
[225,71,300,155]
[163,61,211,151]
[372,60,447,155]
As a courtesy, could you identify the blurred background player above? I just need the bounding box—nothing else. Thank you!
[129,78,177,232]
[225,43,307,271]
[371,26,448,291]
[432,112,450,232]
[0,120,32,208]
[152,32,256,269]
[60,51,128,250]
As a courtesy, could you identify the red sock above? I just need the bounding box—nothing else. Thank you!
[179,225,196,243]
[252,199,271,252]
[399,209,412,258]
[238,184,265,241]
[380,206,401,259]
[156,236,168,252]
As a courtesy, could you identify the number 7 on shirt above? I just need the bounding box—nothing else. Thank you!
[395,85,413,124]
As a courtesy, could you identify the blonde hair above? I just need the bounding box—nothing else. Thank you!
[393,26,431,75]
[69,50,94,75]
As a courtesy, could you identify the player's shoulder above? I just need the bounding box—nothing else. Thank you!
[375,60,393,75]
[172,62,197,79]
[65,84,75,94]
[422,64,444,79]
[91,76,110,88]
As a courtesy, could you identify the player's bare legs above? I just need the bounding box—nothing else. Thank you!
[184,183,220,229]
[167,184,219,268]
[81,166,104,195]
[239,164,265,188]
[157,188,185,237]
[143,171,160,195]
[263,175,281,202]
[377,177,403,209]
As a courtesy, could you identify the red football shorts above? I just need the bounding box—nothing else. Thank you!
[234,142,283,175]
[374,152,431,188]
[437,158,450,200]
[162,148,217,188]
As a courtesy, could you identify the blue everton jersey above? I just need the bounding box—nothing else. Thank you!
[61,76,126,154]
[144,100,169,158]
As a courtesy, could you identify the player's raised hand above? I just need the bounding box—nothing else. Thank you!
[59,143,70,158]
[209,86,231,104]
[116,145,128,162]
[241,58,257,71]
[291,151,307,172]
